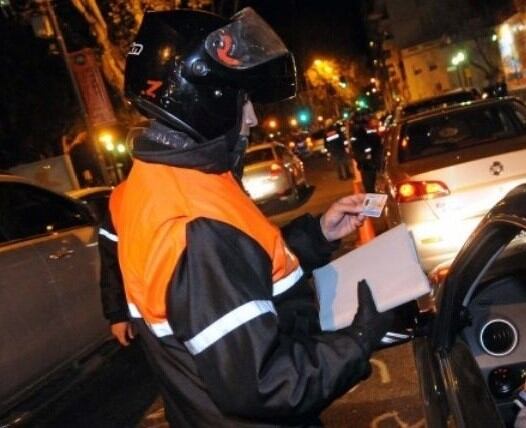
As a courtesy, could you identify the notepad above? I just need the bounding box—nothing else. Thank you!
[313,224,431,331]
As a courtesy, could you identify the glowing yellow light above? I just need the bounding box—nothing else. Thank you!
[399,183,416,199]
[268,119,278,129]
[160,47,172,61]
[116,143,126,153]
[104,141,115,152]
[290,118,298,127]
[425,182,444,194]
[98,132,113,145]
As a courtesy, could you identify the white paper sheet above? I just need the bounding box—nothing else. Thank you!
[313,224,431,331]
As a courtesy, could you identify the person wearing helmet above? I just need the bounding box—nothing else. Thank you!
[109,8,394,427]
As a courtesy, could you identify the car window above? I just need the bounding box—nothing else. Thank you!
[244,147,275,165]
[81,193,110,223]
[399,103,521,162]
[0,182,91,243]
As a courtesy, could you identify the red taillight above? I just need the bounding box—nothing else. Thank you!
[269,163,283,178]
[396,180,450,203]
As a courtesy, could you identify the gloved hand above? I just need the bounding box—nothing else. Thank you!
[348,279,395,356]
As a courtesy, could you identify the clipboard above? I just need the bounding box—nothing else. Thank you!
[313,224,431,331]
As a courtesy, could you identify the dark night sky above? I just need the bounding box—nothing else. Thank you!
[0,0,368,168]
[236,0,368,70]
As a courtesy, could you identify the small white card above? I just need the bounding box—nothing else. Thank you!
[362,193,388,217]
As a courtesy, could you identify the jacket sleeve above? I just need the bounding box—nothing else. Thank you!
[167,218,370,422]
[98,213,128,324]
[281,213,340,273]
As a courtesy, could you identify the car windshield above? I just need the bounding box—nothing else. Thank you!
[398,102,524,162]
[244,147,275,165]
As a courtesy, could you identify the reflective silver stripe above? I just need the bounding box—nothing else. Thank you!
[99,228,118,242]
[149,320,174,337]
[385,331,410,339]
[128,303,142,318]
[127,303,174,337]
[380,336,397,344]
[184,300,277,356]
[272,266,303,296]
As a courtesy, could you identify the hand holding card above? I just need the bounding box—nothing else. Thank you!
[362,193,387,217]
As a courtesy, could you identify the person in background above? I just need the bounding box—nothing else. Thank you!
[324,123,351,180]
[107,8,395,427]
[351,120,382,193]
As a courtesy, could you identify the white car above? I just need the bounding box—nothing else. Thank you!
[242,142,308,204]
[376,97,526,272]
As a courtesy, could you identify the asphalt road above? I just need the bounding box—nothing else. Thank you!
[35,155,425,428]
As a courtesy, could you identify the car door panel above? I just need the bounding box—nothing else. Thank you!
[34,227,108,357]
[412,337,449,428]
[445,340,504,427]
[0,239,73,406]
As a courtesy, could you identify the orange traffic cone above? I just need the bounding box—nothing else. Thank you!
[351,160,376,245]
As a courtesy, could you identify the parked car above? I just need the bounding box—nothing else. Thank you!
[395,87,481,121]
[307,129,329,157]
[376,97,526,272]
[242,142,308,204]
[67,186,113,223]
[0,174,113,426]
[405,184,526,427]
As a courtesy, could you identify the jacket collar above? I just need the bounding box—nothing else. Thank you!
[132,121,232,173]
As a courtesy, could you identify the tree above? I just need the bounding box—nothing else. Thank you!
[69,0,214,95]
[304,56,370,121]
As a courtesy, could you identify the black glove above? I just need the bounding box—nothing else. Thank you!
[348,279,395,356]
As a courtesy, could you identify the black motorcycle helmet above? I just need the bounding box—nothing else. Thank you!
[124,7,297,142]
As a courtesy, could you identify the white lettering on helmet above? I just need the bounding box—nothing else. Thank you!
[128,42,144,56]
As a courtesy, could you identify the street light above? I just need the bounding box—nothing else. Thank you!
[451,51,466,67]
[451,50,467,87]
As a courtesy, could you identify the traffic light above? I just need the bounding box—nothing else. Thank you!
[355,96,369,111]
[297,107,311,126]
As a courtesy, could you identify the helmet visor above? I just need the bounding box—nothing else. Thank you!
[205,8,288,70]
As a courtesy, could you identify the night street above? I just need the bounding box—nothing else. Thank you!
[4,1,526,427]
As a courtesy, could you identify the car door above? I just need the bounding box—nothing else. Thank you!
[0,181,107,407]
[414,188,526,427]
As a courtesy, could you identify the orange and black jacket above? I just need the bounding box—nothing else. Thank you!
[103,125,371,427]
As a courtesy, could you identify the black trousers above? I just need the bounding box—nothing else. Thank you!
[333,155,351,180]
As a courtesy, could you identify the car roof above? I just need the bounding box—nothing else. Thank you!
[0,173,36,184]
[401,96,522,124]
[397,88,481,117]
[246,142,284,152]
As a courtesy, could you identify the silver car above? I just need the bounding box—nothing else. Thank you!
[376,97,526,272]
[0,175,111,425]
[242,142,308,204]
[67,186,113,223]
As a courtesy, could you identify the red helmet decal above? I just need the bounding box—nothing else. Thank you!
[216,33,241,66]
[142,80,163,98]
